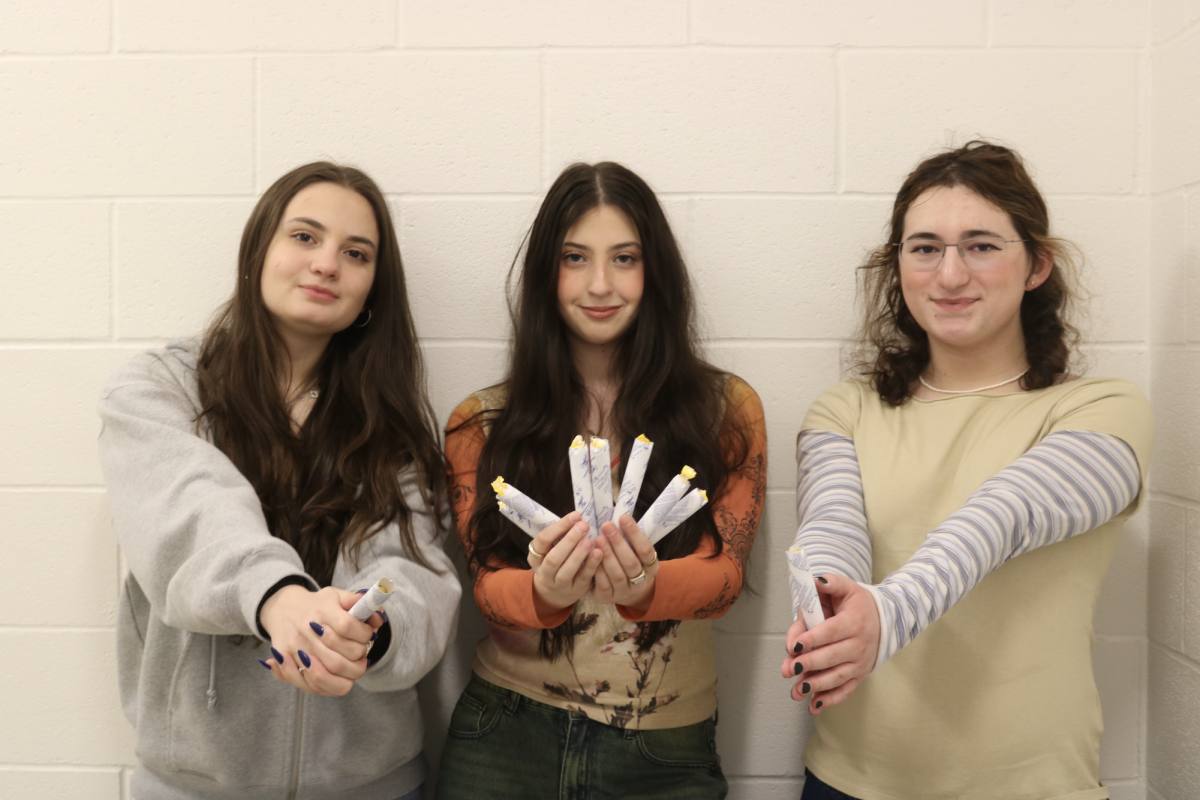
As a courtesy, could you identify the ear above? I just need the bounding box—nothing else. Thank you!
[1025,248,1053,291]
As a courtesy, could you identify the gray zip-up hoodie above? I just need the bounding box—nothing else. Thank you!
[98,340,461,800]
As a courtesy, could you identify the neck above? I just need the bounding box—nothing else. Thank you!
[279,328,330,398]
[924,334,1028,393]
[568,337,620,436]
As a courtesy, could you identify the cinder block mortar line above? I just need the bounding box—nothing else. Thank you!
[0,625,114,633]
[0,45,1153,61]
[0,486,105,492]
[109,202,117,340]
[1149,640,1200,674]
[1147,491,1200,510]
[0,765,124,773]
[0,340,167,349]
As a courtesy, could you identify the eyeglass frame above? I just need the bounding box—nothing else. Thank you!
[892,236,1029,270]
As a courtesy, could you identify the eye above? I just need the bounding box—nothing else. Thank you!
[345,248,370,263]
[292,231,316,244]
[614,253,640,266]
[966,239,1003,253]
[906,240,942,256]
[562,252,586,266]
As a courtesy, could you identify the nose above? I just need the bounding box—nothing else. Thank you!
[310,243,340,278]
[935,245,971,289]
[587,262,613,297]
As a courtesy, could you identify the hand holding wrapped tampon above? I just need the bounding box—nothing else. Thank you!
[493,476,560,538]
[785,546,826,631]
[348,577,395,622]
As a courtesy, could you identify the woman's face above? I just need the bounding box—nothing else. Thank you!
[557,204,645,350]
[899,184,1050,358]
[260,182,378,343]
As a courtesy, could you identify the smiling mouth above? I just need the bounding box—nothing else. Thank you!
[934,298,976,311]
[582,306,621,319]
[301,285,338,301]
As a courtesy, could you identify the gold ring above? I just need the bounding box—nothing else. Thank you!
[630,568,647,586]
[642,549,658,568]
[528,541,545,558]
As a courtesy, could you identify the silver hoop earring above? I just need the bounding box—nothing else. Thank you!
[354,308,372,328]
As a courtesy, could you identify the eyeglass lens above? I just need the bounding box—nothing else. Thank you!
[899,236,1009,269]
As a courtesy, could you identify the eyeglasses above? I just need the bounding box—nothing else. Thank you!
[895,236,1026,270]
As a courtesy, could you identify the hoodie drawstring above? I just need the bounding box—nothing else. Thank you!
[206,635,218,712]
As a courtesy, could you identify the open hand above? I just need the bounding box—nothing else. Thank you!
[528,511,603,617]
[592,514,659,612]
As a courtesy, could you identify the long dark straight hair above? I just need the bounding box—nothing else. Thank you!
[197,162,448,586]
[854,141,1081,406]
[456,162,751,660]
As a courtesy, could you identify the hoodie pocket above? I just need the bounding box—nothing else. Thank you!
[168,634,293,788]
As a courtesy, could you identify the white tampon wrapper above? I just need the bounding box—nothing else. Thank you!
[613,434,653,521]
[638,466,695,541]
[497,502,539,538]
[589,437,614,525]
[786,546,826,631]
[568,435,599,538]
[492,476,560,530]
[647,489,709,546]
[348,577,395,622]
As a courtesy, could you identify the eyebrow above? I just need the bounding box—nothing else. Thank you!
[288,217,378,249]
[562,240,642,252]
[905,228,1005,240]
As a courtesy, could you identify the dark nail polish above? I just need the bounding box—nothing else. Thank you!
[309,621,324,636]
[370,631,377,642]
[802,682,811,694]
[793,662,803,676]
[355,588,368,594]
[257,659,273,670]
[270,647,284,664]
[815,700,824,709]
[816,576,829,584]
[793,642,804,654]
[298,650,311,669]
[379,611,389,624]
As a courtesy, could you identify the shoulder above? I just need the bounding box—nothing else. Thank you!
[446,385,507,433]
[1044,376,1154,462]
[100,338,203,406]
[723,374,762,415]
[801,379,871,437]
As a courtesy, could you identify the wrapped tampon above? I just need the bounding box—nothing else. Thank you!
[589,437,614,525]
[647,489,708,545]
[785,546,826,631]
[498,502,541,538]
[349,577,395,622]
[568,435,600,537]
[492,476,559,531]
[638,466,695,540]
[613,434,653,521]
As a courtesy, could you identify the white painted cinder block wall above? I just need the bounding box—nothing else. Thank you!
[0,2,1194,798]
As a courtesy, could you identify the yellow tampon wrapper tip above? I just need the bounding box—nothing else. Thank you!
[571,435,585,449]
[699,490,708,501]
[590,436,606,447]
[636,433,652,444]
[498,502,506,510]
[788,545,803,554]
[491,476,507,495]
[681,465,697,481]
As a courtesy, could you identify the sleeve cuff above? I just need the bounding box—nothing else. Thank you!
[251,572,318,641]
[858,582,892,675]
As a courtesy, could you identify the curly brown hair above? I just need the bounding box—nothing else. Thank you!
[853,140,1082,406]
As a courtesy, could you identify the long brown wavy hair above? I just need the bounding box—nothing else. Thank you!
[454,162,752,660]
[197,162,447,586]
[854,140,1082,406]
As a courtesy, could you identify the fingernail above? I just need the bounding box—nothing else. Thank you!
[815,700,824,709]
[298,650,312,669]
[370,631,377,642]
[793,642,804,654]
[270,647,284,664]
[355,588,368,595]
[793,662,803,676]
[309,621,324,636]
[802,682,811,694]
[257,659,273,670]
[816,576,829,585]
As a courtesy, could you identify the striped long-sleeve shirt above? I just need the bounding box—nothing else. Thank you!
[795,427,1140,671]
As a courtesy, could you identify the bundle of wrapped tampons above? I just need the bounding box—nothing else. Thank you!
[493,434,708,545]
[785,546,826,630]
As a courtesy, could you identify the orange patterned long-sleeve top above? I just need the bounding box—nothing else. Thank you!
[445,376,766,729]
